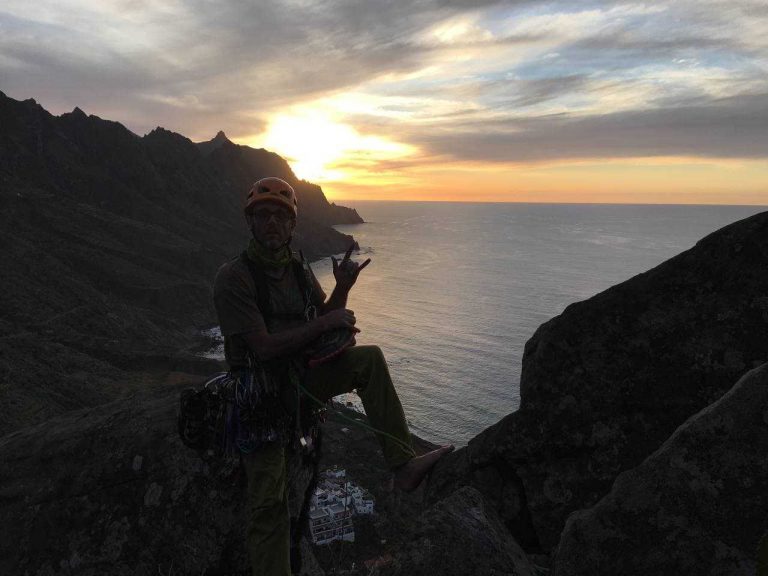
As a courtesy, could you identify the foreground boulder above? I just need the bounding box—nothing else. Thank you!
[0,381,321,576]
[429,210,768,550]
[553,362,768,576]
[388,486,535,576]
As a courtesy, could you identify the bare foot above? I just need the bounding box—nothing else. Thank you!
[393,444,455,492]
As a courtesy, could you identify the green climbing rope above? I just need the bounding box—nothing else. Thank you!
[297,382,415,454]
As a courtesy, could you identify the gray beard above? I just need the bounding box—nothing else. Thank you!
[250,224,292,252]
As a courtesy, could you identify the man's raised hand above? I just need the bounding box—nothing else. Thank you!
[331,243,371,292]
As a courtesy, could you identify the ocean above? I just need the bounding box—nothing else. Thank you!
[208,202,766,446]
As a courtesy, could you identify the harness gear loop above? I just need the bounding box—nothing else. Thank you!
[240,249,323,453]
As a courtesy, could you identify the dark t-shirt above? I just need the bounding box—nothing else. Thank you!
[213,255,326,368]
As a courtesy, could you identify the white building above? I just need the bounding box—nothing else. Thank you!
[308,469,375,545]
[349,485,374,515]
[308,501,355,545]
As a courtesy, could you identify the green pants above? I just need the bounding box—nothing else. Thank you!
[242,345,416,576]
[759,533,768,576]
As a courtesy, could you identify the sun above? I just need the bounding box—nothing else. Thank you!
[257,110,413,182]
[259,113,351,181]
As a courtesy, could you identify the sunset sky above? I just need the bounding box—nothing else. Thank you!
[2,1,767,204]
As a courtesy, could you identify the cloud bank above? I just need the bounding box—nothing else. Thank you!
[1,0,767,172]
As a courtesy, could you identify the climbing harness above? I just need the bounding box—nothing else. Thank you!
[178,250,323,460]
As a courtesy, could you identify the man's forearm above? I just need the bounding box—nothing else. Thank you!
[321,286,349,313]
[244,317,328,361]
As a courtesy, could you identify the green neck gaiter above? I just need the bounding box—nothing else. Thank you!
[247,238,293,268]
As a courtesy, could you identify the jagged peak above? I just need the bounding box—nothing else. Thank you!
[143,126,195,147]
[60,106,89,122]
[0,92,43,112]
[196,130,235,155]
[146,126,184,139]
[147,126,173,136]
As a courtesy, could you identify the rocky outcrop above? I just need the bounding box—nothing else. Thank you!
[553,363,768,576]
[429,210,768,550]
[0,379,321,576]
[388,486,535,576]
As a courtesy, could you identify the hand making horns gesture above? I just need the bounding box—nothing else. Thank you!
[332,243,371,292]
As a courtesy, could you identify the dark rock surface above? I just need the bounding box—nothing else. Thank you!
[0,91,362,436]
[0,378,488,576]
[386,486,535,576]
[428,210,768,550]
[0,375,321,576]
[553,363,768,576]
[304,399,539,575]
[759,534,768,574]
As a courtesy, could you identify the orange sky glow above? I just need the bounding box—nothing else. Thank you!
[4,1,767,205]
[319,159,768,205]
[245,110,768,204]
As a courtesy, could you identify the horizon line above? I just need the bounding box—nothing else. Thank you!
[330,198,768,208]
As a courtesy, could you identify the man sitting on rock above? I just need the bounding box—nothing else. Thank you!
[213,177,453,576]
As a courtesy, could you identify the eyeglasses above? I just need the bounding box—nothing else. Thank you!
[251,207,294,223]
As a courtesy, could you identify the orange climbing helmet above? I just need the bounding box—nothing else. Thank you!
[244,177,298,217]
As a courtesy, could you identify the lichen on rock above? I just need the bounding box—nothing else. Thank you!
[553,363,768,576]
